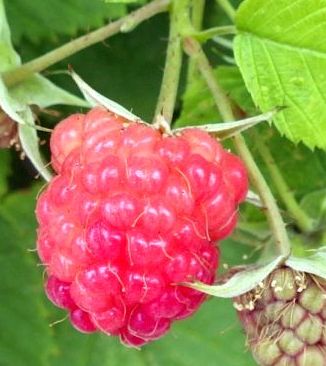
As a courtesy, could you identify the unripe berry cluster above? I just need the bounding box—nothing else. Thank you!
[235,267,326,365]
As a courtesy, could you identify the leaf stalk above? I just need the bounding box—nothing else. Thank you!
[153,0,192,124]
[191,25,236,42]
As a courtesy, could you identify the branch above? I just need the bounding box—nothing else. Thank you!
[187,0,206,82]
[191,25,236,43]
[3,0,171,87]
[153,0,192,124]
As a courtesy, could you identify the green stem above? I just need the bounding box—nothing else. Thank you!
[191,0,206,30]
[184,37,233,119]
[215,0,236,22]
[3,0,171,87]
[233,134,291,257]
[183,37,291,257]
[187,0,206,83]
[153,0,192,124]
[254,134,314,233]
[191,25,236,43]
[213,36,233,50]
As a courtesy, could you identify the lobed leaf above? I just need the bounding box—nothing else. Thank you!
[234,0,326,149]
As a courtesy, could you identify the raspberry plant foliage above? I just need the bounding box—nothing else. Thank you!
[0,0,326,365]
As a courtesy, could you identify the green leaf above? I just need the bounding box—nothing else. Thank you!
[5,0,127,44]
[286,250,326,280]
[300,188,326,222]
[145,298,255,366]
[234,0,326,149]
[0,76,53,181]
[187,255,285,298]
[18,111,54,182]
[0,150,10,197]
[175,65,255,128]
[0,0,20,71]
[0,187,53,366]
[10,74,89,109]
[0,81,53,182]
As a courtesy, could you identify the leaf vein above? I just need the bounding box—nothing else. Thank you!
[261,40,323,142]
[244,0,305,32]
[239,30,326,56]
[246,36,291,139]
[256,40,296,140]
[280,7,326,35]
[300,53,326,105]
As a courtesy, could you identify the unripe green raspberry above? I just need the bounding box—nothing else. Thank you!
[234,267,326,365]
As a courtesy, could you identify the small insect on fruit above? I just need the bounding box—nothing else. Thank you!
[36,107,248,347]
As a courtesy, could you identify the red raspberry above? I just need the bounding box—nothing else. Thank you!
[36,107,248,347]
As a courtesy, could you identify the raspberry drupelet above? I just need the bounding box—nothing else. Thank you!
[36,107,248,347]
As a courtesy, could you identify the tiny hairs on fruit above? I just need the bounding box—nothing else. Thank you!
[36,107,248,347]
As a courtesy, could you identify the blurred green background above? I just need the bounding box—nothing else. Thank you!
[1,0,325,365]
[0,1,257,365]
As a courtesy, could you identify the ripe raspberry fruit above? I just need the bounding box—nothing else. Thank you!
[36,107,248,347]
[235,267,326,366]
